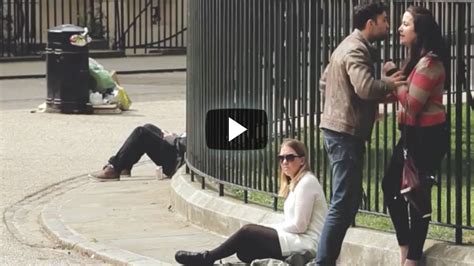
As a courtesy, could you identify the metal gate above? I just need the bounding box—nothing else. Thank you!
[0,0,187,58]
[186,0,473,244]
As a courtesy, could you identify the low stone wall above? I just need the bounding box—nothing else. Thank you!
[170,170,474,266]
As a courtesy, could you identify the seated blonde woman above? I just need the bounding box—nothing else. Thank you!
[174,139,328,265]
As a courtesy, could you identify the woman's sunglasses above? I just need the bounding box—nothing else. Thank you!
[277,154,302,163]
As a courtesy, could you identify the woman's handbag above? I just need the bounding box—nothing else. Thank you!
[402,174,435,218]
[400,148,420,194]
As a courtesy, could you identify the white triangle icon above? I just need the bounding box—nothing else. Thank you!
[228,117,247,142]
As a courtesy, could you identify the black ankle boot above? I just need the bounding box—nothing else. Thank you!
[174,250,213,265]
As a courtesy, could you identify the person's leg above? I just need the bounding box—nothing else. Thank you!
[107,155,132,176]
[389,197,410,266]
[388,196,411,265]
[404,259,417,266]
[175,224,282,264]
[108,123,165,171]
[400,245,409,266]
[382,139,411,265]
[92,124,165,180]
[211,224,282,263]
[406,206,429,262]
[405,124,448,262]
[140,124,180,176]
[316,129,365,266]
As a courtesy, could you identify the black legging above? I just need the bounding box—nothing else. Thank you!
[208,224,283,263]
[382,123,448,260]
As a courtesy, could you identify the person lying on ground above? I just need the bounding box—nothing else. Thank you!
[90,123,186,181]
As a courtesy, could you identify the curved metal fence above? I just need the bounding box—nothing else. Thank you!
[187,0,474,244]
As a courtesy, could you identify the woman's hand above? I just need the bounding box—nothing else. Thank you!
[383,61,398,76]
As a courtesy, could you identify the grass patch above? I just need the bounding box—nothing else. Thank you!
[227,186,284,211]
[355,212,474,244]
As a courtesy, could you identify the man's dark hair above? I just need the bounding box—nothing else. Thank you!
[353,2,387,30]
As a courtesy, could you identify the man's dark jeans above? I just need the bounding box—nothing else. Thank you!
[316,129,365,266]
[108,123,178,176]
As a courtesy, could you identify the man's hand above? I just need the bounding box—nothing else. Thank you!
[162,130,174,138]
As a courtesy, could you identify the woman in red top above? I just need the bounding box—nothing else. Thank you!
[382,6,449,266]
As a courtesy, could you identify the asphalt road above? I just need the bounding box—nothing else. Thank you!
[0,72,186,110]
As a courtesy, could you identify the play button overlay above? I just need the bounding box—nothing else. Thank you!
[206,109,267,150]
[228,117,247,141]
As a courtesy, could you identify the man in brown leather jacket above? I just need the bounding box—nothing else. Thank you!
[315,2,406,265]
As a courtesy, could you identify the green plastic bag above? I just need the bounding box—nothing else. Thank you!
[89,58,116,93]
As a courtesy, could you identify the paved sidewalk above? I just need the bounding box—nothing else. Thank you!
[41,162,240,265]
[0,55,186,78]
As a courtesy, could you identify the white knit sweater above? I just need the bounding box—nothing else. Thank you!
[268,172,328,256]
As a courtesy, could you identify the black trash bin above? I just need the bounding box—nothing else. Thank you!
[46,24,92,114]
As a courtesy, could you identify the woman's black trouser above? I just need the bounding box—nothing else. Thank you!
[382,123,448,260]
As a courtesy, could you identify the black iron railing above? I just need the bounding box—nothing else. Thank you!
[0,0,187,57]
[186,0,474,244]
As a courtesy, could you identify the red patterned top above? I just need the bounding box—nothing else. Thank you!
[395,53,446,126]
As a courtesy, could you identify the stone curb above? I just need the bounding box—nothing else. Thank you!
[3,174,90,250]
[31,167,474,266]
[170,170,284,237]
[39,175,171,266]
[170,171,474,266]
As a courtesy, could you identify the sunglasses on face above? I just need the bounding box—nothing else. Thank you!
[277,154,302,163]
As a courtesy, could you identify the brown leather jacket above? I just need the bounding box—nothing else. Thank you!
[319,29,394,140]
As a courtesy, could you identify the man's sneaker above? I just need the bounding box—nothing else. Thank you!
[89,164,120,181]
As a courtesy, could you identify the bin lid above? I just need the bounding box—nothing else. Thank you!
[48,24,85,33]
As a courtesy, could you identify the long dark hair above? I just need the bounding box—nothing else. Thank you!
[402,6,450,86]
